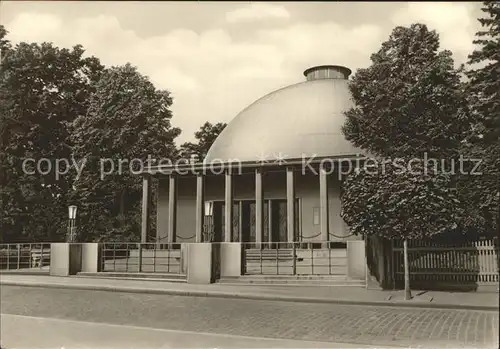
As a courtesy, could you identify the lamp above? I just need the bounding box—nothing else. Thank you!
[68,205,78,220]
[203,201,214,242]
[204,201,213,216]
[67,205,78,242]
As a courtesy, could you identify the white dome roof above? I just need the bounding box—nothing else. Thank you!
[204,65,363,164]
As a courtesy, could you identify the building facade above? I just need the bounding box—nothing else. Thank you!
[140,65,366,248]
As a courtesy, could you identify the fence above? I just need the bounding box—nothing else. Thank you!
[0,243,51,271]
[99,243,184,274]
[393,238,499,285]
[242,242,347,276]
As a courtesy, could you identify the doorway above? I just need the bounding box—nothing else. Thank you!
[212,199,300,243]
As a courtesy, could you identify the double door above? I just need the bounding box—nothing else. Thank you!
[211,199,299,243]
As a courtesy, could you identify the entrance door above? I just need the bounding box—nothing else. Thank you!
[218,202,240,242]
[246,201,269,243]
[270,199,300,244]
[213,199,299,244]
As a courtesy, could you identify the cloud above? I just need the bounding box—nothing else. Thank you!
[3,4,478,143]
[226,3,290,23]
[391,2,476,62]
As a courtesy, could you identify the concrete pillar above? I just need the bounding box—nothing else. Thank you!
[255,169,263,244]
[186,243,213,284]
[220,243,242,277]
[81,243,100,273]
[49,243,82,276]
[319,166,329,243]
[195,174,204,243]
[286,167,295,243]
[347,240,366,280]
[224,170,233,242]
[141,176,151,243]
[168,175,177,243]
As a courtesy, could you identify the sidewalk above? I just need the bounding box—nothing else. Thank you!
[1,273,498,311]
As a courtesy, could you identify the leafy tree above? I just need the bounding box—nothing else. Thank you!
[70,63,180,242]
[0,25,10,60]
[341,24,470,234]
[0,27,103,242]
[179,121,226,160]
[341,24,470,297]
[467,1,500,142]
[342,24,471,160]
[342,162,465,240]
[460,1,500,234]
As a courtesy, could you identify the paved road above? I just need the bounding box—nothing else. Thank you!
[1,285,498,349]
[1,314,365,349]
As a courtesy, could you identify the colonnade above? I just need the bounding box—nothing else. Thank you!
[141,166,331,244]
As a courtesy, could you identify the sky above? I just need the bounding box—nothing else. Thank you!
[0,1,483,143]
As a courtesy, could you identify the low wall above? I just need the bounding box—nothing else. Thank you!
[220,243,242,277]
[81,243,100,273]
[50,243,82,276]
[186,243,213,284]
[347,240,366,280]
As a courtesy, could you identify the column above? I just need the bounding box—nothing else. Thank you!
[319,166,329,243]
[255,169,264,244]
[286,167,295,243]
[141,175,151,243]
[167,174,177,243]
[195,174,204,243]
[238,201,243,242]
[268,200,273,247]
[224,170,233,242]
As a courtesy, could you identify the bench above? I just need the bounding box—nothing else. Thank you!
[30,249,51,268]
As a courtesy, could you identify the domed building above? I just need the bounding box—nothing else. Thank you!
[204,65,360,164]
[139,65,366,280]
[144,64,365,244]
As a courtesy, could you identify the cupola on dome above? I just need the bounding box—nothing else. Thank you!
[204,65,363,164]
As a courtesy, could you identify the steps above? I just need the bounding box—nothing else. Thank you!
[237,248,365,286]
[245,249,296,261]
[244,248,348,261]
[217,275,365,287]
[244,248,349,276]
[77,271,187,283]
[101,258,183,274]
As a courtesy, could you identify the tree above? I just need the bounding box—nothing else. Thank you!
[342,24,471,160]
[341,24,470,298]
[70,63,180,242]
[0,26,103,242]
[460,1,500,234]
[342,162,465,240]
[179,121,226,160]
[0,25,10,60]
[467,1,500,142]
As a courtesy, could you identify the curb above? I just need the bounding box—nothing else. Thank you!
[1,281,498,312]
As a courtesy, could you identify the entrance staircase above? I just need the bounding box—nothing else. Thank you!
[76,271,187,283]
[75,247,365,287]
[245,248,296,261]
[217,275,365,286]
[219,247,366,286]
[77,249,186,282]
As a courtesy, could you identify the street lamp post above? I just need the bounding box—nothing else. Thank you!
[203,201,214,242]
[67,205,78,243]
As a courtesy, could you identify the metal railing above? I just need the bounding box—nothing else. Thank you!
[0,243,51,271]
[242,242,347,276]
[99,243,184,274]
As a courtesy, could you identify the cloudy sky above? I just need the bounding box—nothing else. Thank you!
[1,1,482,143]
